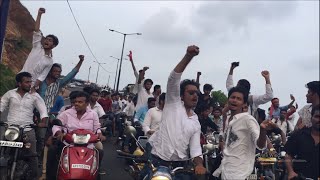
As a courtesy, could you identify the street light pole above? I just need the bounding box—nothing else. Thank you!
[93,61,106,84]
[109,29,141,92]
[88,66,91,82]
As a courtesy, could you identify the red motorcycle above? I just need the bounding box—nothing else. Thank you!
[52,120,99,180]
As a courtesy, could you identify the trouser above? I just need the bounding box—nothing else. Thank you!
[25,130,39,178]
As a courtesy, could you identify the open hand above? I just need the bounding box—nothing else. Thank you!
[186,45,199,57]
[38,8,46,14]
[143,66,149,71]
[260,120,277,130]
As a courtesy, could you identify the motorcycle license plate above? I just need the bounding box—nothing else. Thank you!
[71,164,90,170]
[246,174,257,180]
[0,140,23,148]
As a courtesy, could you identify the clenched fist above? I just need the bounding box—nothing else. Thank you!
[261,70,270,79]
[38,8,46,14]
[79,55,85,61]
[186,45,199,57]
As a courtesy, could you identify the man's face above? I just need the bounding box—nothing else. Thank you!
[74,97,88,112]
[280,110,287,120]
[272,99,280,108]
[144,82,153,91]
[90,92,99,103]
[43,37,56,50]
[148,101,156,109]
[155,88,161,95]
[204,89,211,96]
[182,85,199,108]
[228,92,245,112]
[50,66,62,80]
[18,77,32,92]
[201,109,211,118]
[212,110,221,118]
[306,89,314,103]
[311,109,320,131]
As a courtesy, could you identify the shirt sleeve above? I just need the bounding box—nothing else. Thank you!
[0,91,10,112]
[246,117,266,150]
[32,31,43,48]
[142,109,152,134]
[92,112,102,134]
[166,70,182,104]
[97,105,106,118]
[59,68,78,87]
[226,75,234,92]
[34,93,49,119]
[37,64,52,82]
[252,84,274,106]
[189,127,203,159]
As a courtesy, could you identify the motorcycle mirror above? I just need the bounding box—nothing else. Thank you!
[51,119,63,126]
[203,144,215,155]
[125,125,137,137]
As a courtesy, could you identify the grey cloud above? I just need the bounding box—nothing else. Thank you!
[292,54,320,71]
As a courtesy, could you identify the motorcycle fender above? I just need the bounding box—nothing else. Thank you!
[0,156,8,167]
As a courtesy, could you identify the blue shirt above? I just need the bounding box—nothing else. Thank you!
[134,106,149,123]
[269,105,289,119]
[50,95,64,113]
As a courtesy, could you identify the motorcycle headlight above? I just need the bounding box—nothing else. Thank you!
[72,134,90,144]
[151,166,172,180]
[5,126,20,141]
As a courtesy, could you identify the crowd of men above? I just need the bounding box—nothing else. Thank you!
[0,7,319,180]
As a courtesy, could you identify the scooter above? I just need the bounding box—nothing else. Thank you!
[0,122,38,180]
[51,119,100,180]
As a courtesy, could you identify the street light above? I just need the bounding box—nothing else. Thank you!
[110,56,129,90]
[109,28,141,92]
[93,61,107,84]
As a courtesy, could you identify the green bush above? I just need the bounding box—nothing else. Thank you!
[0,63,16,96]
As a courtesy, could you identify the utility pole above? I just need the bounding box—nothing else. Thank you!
[88,66,91,82]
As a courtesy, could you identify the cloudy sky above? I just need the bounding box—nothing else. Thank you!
[21,1,319,113]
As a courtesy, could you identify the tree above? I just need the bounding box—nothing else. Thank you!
[211,90,228,107]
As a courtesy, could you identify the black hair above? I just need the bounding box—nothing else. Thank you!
[159,93,166,102]
[83,86,93,94]
[144,79,153,85]
[90,88,100,95]
[311,104,320,117]
[271,98,279,102]
[74,91,90,102]
[228,86,249,104]
[180,79,200,96]
[307,81,320,97]
[147,97,156,104]
[212,106,222,112]
[199,104,211,113]
[237,79,251,93]
[257,108,266,121]
[16,72,32,83]
[203,84,213,91]
[154,85,161,92]
[69,91,80,100]
[46,34,59,46]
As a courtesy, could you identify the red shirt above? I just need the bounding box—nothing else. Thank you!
[98,98,112,113]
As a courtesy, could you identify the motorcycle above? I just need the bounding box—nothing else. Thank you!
[0,122,38,180]
[201,131,220,178]
[51,119,100,180]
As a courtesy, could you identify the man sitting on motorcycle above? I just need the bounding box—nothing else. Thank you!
[147,45,207,180]
[46,91,106,180]
[0,72,48,180]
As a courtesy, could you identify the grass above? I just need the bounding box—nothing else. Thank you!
[0,63,16,96]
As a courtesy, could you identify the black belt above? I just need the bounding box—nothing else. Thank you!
[151,154,187,168]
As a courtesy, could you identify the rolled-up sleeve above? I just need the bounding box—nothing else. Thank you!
[252,84,273,106]
[166,71,182,104]
[189,128,203,159]
[226,75,234,92]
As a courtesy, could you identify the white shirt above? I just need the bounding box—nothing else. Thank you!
[298,104,312,128]
[119,99,127,110]
[89,102,105,118]
[142,107,163,135]
[0,89,48,129]
[226,75,273,116]
[135,83,154,111]
[272,119,288,135]
[123,101,135,117]
[20,31,53,85]
[148,71,202,161]
[221,112,264,180]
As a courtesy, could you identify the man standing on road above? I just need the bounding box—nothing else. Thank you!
[0,72,48,180]
[20,8,59,92]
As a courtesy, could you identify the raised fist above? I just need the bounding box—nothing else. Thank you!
[79,55,84,61]
[186,45,199,57]
[143,66,149,71]
[290,94,295,101]
[261,70,270,79]
[197,72,202,76]
[38,8,46,14]
[127,51,133,61]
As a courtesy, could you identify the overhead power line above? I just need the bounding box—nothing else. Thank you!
[66,0,113,74]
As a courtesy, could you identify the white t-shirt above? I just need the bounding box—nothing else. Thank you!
[142,107,163,135]
[123,101,135,117]
[135,84,154,111]
[20,31,53,85]
[89,102,105,118]
[221,112,264,180]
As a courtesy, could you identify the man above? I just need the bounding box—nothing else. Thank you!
[123,95,135,121]
[226,63,273,119]
[58,91,80,114]
[268,95,295,120]
[295,81,320,129]
[198,104,219,135]
[148,45,206,179]
[285,105,319,180]
[217,86,276,179]
[152,85,161,106]
[98,90,112,114]
[195,82,216,115]
[89,89,106,119]
[0,72,48,179]
[272,109,290,135]
[211,106,223,132]
[143,93,166,136]
[127,50,148,94]
[20,8,59,91]
[134,97,156,125]
[47,91,106,180]
[135,70,154,111]
[39,55,84,111]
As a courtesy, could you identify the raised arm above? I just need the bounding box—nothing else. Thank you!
[252,71,274,106]
[60,55,84,87]
[35,8,45,32]
[196,72,201,85]
[226,62,237,91]
[174,45,199,73]
[287,94,295,108]
[128,51,139,78]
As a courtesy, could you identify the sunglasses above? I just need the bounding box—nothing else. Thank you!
[186,90,200,96]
